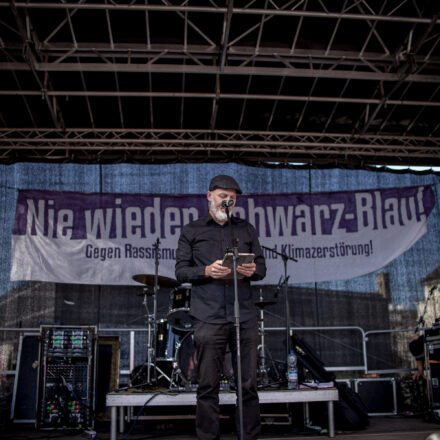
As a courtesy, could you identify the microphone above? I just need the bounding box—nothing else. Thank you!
[414,315,424,333]
[221,200,234,208]
[274,276,283,298]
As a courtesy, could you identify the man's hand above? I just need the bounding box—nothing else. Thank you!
[412,360,424,381]
[205,260,231,279]
[412,371,424,381]
[236,262,256,278]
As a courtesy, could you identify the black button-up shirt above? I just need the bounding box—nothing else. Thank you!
[175,213,266,324]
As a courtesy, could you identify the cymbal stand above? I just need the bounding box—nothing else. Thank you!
[150,237,160,384]
[261,245,297,362]
[256,290,281,387]
[129,285,156,388]
[151,238,180,388]
[258,303,269,387]
[145,289,154,385]
[130,238,162,388]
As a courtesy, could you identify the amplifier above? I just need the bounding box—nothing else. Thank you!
[36,326,97,429]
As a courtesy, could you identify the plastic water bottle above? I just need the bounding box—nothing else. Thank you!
[286,350,298,390]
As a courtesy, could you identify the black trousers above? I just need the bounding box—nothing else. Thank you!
[193,318,260,440]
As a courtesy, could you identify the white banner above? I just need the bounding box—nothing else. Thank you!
[10,185,435,285]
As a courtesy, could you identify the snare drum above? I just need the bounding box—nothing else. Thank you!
[168,284,193,331]
[156,319,180,361]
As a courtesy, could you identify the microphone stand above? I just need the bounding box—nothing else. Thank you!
[415,285,438,333]
[150,237,160,384]
[261,245,297,362]
[224,204,244,440]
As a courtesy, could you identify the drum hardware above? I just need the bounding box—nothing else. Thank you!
[262,245,297,368]
[136,332,195,391]
[254,299,277,308]
[132,273,180,288]
[255,289,281,388]
[131,238,183,389]
[130,360,176,389]
[169,359,190,390]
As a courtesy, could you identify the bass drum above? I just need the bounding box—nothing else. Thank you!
[176,332,198,384]
[176,333,233,385]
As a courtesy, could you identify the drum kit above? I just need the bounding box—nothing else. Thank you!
[129,276,281,391]
[130,274,197,390]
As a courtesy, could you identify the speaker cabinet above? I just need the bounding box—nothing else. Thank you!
[353,378,397,416]
[11,334,40,422]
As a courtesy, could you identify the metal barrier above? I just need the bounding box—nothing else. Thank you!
[363,328,417,374]
[0,325,419,379]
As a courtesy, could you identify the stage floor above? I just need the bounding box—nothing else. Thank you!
[106,388,339,438]
[3,416,440,440]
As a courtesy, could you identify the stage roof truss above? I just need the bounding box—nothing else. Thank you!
[0,0,439,168]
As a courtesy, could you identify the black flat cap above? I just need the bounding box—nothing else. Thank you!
[209,174,242,194]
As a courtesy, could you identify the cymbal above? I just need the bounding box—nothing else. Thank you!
[254,300,277,308]
[132,274,180,288]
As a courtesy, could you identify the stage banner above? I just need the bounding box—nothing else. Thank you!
[11,185,435,285]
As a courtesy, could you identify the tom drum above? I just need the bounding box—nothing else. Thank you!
[168,284,193,332]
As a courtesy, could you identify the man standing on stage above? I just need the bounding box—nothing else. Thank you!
[175,174,267,440]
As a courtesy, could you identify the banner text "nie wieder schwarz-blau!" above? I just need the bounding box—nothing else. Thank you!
[11,185,435,284]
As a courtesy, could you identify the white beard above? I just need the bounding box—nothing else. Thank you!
[209,202,228,222]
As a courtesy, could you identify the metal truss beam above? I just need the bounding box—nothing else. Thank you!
[4,43,439,83]
[1,1,439,168]
[1,61,439,83]
[6,42,436,65]
[0,2,438,25]
[0,129,438,166]
[1,90,439,107]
